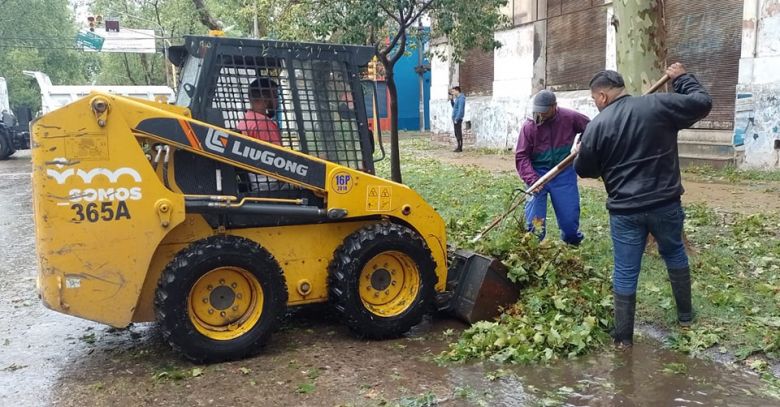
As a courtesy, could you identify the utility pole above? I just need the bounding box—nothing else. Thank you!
[414,18,429,131]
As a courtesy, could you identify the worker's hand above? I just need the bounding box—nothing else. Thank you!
[570,134,581,155]
[665,62,687,81]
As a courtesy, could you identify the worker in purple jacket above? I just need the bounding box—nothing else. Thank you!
[515,90,590,245]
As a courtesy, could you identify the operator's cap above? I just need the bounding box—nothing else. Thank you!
[531,90,557,113]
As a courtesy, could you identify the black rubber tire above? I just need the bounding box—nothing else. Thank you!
[155,235,288,363]
[0,130,13,160]
[328,222,437,339]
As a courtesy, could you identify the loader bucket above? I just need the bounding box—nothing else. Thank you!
[440,249,520,324]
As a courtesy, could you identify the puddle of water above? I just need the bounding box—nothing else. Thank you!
[428,339,777,407]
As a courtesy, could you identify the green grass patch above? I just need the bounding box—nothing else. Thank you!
[683,165,780,183]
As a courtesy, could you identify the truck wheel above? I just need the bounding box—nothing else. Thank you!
[0,130,13,160]
[155,235,287,363]
[328,222,437,339]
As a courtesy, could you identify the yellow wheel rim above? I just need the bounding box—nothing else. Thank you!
[188,267,264,341]
[358,251,420,317]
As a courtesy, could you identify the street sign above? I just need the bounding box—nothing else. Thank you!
[75,28,156,53]
[75,31,105,51]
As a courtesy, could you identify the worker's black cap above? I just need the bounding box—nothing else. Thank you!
[532,90,556,113]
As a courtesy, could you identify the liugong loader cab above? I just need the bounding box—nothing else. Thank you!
[32,36,518,362]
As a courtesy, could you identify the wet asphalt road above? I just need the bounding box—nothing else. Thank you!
[0,151,99,406]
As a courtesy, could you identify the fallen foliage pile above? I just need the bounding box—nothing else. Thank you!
[440,227,613,363]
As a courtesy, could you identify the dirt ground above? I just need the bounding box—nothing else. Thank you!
[414,144,780,215]
[2,149,779,406]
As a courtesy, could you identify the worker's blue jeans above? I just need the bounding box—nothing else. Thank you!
[610,200,689,296]
[524,166,584,245]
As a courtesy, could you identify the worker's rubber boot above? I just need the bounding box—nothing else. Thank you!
[613,293,636,349]
[668,267,694,328]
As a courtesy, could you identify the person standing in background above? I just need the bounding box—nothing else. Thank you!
[449,86,465,152]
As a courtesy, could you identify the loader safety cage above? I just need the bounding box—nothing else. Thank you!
[168,36,376,195]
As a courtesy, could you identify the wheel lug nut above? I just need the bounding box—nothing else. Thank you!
[207,285,213,290]
[231,282,238,289]
[220,311,226,317]
[208,309,214,314]
[219,279,225,285]
[236,293,243,299]
[202,298,208,303]
[232,306,238,311]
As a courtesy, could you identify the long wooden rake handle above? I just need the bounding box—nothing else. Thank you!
[469,74,671,244]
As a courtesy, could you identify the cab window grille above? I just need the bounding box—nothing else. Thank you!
[204,47,365,196]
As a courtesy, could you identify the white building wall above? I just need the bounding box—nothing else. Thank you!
[431,0,780,169]
[430,7,609,150]
[431,25,540,149]
[736,0,780,168]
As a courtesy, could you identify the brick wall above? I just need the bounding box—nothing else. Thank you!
[546,1,608,90]
[459,48,495,96]
[666,0,743,130]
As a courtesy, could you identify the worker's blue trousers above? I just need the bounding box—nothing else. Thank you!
[524,166,584,245]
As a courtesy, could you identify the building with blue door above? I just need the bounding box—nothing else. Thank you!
[392,39,431,131]
[362,30,431,132]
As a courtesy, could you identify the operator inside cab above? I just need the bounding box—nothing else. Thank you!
[237,78,282,145]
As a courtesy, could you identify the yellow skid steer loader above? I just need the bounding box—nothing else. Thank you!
[31,36,517,362]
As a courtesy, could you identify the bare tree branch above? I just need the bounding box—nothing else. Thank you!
[406,0,434,28]
[122,54,138,85]
[191,0,221,30]
[389,29,407,65]
[379,22,404,58]
[378,2,401,24]
[152,0,166,37]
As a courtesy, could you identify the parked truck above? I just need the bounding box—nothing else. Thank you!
[0,77,31,160]
[22,71,175,115]
[0,72,176,160]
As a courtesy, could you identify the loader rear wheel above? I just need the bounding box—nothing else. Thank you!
[155,235,287,363]
[328,222,437,339]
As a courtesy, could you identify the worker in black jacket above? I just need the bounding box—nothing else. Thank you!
[573,62,712,348]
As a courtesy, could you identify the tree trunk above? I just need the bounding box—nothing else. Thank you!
[385,66,402,184]
[614,0,667,94]
[191,0,221,31]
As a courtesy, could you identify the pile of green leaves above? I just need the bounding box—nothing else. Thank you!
[376,153,611,363]
[380,138,780,373]
[440,227,613,363]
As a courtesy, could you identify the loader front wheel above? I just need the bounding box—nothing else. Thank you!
[155,235,287,363]
[328,222,437,339]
